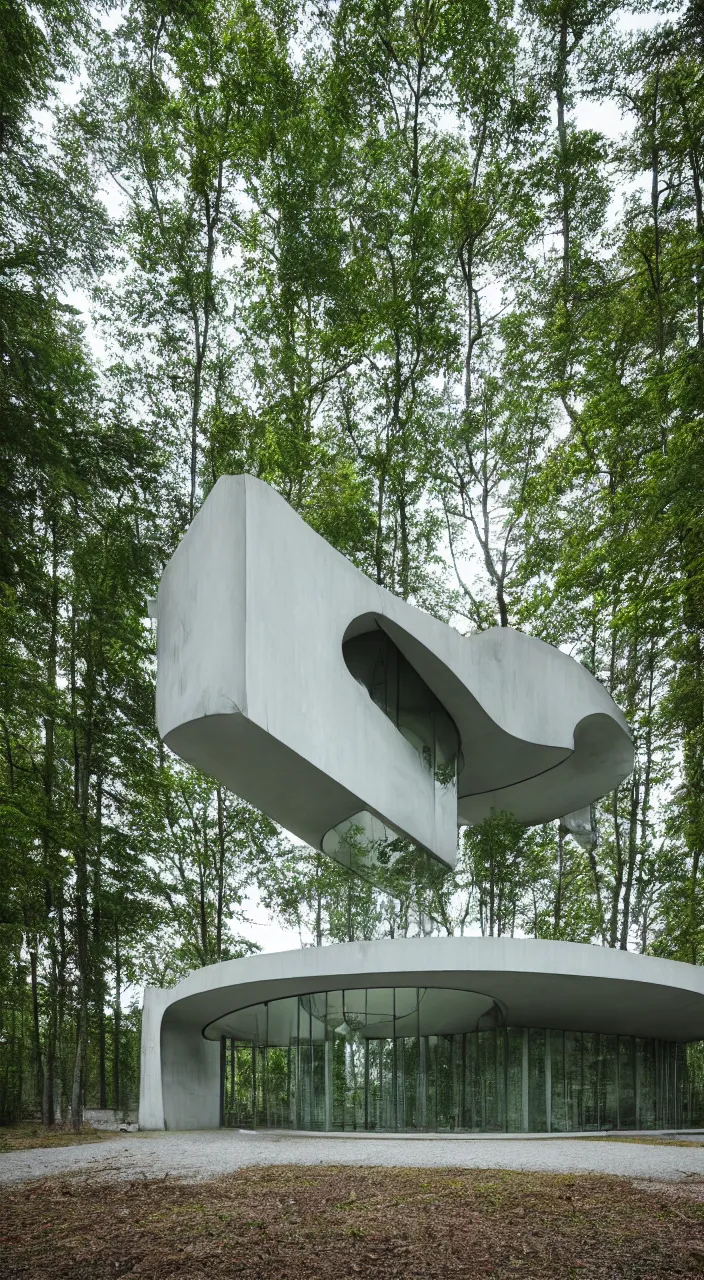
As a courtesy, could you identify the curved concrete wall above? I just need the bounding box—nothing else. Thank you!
[139,937,704,1131]
[153,475,633,869]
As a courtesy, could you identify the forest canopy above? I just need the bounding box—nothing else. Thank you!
[1,0,703,1125]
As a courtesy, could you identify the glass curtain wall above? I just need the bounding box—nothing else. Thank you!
[321,630,462,877]
[220,987,704,1133]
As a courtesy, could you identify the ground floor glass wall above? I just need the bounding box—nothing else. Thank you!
[219,987,704,1133]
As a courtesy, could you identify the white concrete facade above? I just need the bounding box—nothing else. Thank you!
[139,937,704,1131]
[153,474,633,870]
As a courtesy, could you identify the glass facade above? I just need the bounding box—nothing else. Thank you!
[219,986,704,1133]
[342,631,462,783]
[321,630,462,876]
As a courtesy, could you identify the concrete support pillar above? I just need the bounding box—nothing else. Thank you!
[139,986,221,1131]
[139,987,168,1130]
[161,1021,221,1129]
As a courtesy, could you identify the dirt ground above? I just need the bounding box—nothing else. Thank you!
[0,1123,119,1154]
[2,1165,704,1279]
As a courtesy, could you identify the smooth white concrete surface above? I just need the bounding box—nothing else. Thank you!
[139,936,704,1131]
[154,475,633,868]
[161,1022,220,1132]
[4,1129,704,1185]
[139,987,166,1131]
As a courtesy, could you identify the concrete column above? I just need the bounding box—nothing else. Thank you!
[138,987,168,1130]
[161,1021,221,1130]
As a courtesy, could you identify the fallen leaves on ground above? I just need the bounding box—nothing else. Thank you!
[1,1165,704,1278]
[0,1124,120,1153]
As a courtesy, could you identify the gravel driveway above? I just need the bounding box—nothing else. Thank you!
[2,1129,704,1185]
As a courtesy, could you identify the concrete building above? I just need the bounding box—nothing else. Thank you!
[151,474,633,875]
[140,475,704,1134]
[139,937,704,1133]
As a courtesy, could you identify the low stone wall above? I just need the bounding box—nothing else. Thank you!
[83,1108,138,1132]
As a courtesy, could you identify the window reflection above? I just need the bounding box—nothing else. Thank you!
[343,629,462,785]
[217,987,704,1132]
[320,629,462,878]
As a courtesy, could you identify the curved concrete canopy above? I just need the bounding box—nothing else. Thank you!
[139,938,704,1130]
[205,986,503,1045]
[153,475,633,869]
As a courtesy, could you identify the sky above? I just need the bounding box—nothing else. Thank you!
[241,888,304,954]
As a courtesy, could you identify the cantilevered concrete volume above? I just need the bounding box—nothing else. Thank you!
[151,473,633,875]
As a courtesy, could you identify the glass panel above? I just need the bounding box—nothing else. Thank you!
[320,631,463,880]
[268,1046,290,1129]
[401,1035,419,1131]
[381,1037,396,1130]
[366,1038,382,1131]
[451,1034,464,1131]
[661,1041,677,1129]
[549,1030,566,1133]
[685,1042,704,1128]
[582,1032,599,1130]
[219,986,704,1135]
[342,630,461,781]
[464,1031,478,1130]
[564,1031,583,1132]
[321,811,400,875]
[222,1041,255,1129]
[434,1036,453,1131]
[528,1029,547,1132]
[655,1040,665,1128]
[635,1037,653,1129]
[475,1029,502,1132]
[505,1029,523,1133]
[298,999,312,1129]
[343,1036,364,1130]
[310,1034,326,1131]
[425,1037,437,1129]
[332,1028,346,1129]
[600,1034,618,1130]
[618,1036,636,1129]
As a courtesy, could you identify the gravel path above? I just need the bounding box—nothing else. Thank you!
[2,1129,704,1185]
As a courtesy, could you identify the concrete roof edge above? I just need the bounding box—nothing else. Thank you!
[158,936,704,1017]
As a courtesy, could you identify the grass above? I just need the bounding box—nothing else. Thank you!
[2,1165,704,1278]
[0,1122,121,1153]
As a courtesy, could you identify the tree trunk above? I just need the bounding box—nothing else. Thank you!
[556,11,571,294]
[70,1007,84,1130]
[609,789,624,949]
[43,960,56,1127]
[113,924,121,1113]
[554,825,564,936]
[94,776,107,1108]
[215,785,226,961]
[28,943,44,1115]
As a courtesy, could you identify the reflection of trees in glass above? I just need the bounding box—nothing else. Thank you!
[343,629,462,786]
[222,992,704,1133]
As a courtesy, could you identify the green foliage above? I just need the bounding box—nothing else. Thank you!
[2,0,703,1126]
